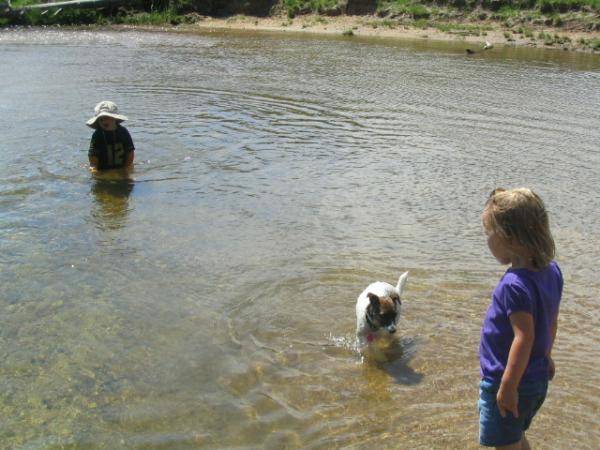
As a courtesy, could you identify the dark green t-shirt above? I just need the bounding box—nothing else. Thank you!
[88,125,135,170]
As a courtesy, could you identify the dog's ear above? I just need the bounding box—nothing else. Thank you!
[367,293,380,308]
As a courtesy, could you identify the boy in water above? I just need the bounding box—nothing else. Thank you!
[87,101,135,172]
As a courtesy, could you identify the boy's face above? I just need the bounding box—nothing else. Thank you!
[98,116,117,131]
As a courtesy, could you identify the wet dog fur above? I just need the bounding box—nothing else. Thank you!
[356,272,408,350]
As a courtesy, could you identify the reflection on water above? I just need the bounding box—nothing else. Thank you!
[0,28,599,449]
[361,337,424,385]
[90,173,135,230]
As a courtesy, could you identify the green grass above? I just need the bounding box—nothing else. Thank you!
[537,0,600,13]
[375,0,434,19]
[537,30,573,44]
[407,4,431,18]
[4,7,189,27]
[9,0,39,6]
[498,5,520,18]
[377,0,599,13]
[119,11,185,26]
[435,22,492,36]
[283,0,339,18]
[580,37,600,49]
[12,9,104,26]
[380,18,398,28]
[3,0,599,30]
[413,18,429,28]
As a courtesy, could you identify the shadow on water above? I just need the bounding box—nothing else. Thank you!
[361,337,424,386]
[90,171,134,231]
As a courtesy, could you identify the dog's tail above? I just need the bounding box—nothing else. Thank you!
[396,272,408,294]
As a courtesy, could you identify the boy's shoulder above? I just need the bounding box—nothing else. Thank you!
[116,124,132,136]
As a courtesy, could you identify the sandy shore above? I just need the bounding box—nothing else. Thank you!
[175,13,600,53]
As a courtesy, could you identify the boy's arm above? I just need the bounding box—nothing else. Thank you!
[89,134,99,170]
[124,128,135,168]
[497,311,534,418]
[89,155,99,169]
[126,150,135,167]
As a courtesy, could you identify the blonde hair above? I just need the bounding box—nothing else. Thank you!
[485,188,556,270]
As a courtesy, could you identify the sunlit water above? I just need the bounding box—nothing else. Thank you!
[1,27,599,449]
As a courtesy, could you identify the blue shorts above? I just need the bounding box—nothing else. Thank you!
[478,378,548,447]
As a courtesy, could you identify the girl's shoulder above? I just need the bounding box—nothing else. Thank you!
[547,260,564,292]
[500,269,526,286]
[507,260,561,279]
[502,261,563,295]
[548,260,562,277]
[496,271,530,298]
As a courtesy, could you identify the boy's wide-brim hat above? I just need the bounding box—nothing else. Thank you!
[86,101,128,128]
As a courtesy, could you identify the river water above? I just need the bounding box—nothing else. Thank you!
[1,27,599,449]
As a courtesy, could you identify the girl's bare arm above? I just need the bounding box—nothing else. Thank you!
[497,311,535,418]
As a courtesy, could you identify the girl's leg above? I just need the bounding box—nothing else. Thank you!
[494,436,529,450]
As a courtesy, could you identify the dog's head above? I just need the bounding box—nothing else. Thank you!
[365,292,401,334]
[362,272,408,335]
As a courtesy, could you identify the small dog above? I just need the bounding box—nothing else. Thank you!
[356,272,408,349]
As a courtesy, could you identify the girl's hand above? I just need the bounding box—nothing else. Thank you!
[548,356,555,380]
[497,386,519,418]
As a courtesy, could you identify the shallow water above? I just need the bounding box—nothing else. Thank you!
[1,27,599,448]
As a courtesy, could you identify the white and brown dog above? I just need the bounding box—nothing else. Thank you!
[356,272,408,350]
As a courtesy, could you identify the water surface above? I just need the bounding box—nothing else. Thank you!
[1,28,599,449]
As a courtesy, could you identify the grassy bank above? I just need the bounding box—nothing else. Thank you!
[2,0,599,51]
[2,0,193,27]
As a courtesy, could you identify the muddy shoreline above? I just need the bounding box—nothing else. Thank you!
[170,13,600,53]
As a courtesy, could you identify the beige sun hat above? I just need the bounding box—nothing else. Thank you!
[86,100,128,128]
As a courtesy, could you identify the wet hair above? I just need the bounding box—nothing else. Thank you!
[484,188,555,270]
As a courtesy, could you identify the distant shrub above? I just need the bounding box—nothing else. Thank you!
[283,0,339,17]
[537,0,599,13]
[15,8,101,26]
[407,4,431,18]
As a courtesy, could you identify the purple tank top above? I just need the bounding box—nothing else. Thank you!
[479,261,563,383]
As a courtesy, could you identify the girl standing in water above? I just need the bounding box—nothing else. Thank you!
[479,188,563,449]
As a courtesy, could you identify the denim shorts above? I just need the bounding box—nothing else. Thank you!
[478,378,548,447]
